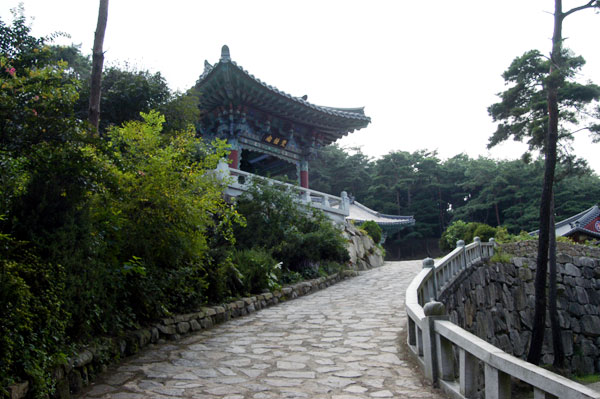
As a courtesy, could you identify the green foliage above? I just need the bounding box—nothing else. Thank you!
[490,249,512,263]
[95,111,239,319]
[440,220,469,251]
[440,220,499,251]
[360,220,382,244]
[488,49,600,152]
[0,234,68,398]
[75,65,171,132]
[233,180,349,279]
[233,248,281,294]
[473,224,496,243]
[574,374,600,384]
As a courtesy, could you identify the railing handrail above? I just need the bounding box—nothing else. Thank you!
[228,168,344,202]
[435,319,599,399]
[405,237,600,399]
[217,165,350,222]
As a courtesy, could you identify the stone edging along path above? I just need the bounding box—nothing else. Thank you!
[42,270,360,398]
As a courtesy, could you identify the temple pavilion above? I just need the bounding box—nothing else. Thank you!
[195,45,370,189]
[195,45,414,232]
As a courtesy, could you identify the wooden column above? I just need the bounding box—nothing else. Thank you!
[300,159,309,189]
[228,138,241,169]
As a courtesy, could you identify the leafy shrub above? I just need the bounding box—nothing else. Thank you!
[0,236,68,398]
[440,220,470,250]
[95,111,240,319]
[440,220,500,250]
[233,181,349,279]
[233,248,281,294]
[360,220,382,244]
[473,224,496,243]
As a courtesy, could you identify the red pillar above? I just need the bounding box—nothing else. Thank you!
[228,149,239,169]
[300,159,309,188]
[300,170,309,188]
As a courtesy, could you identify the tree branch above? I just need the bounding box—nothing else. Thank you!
[563,0,598,18]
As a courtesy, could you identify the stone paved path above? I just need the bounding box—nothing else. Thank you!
[79,261,446,399]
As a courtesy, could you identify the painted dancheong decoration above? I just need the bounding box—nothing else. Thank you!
[195,45,370,189]
[530,204,600,242]
[197,45,414,231]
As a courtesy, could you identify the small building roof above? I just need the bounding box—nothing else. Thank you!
[555,204,600,239]
[347,200,415,227]
[195,45,371,146]
[531,204,600,239]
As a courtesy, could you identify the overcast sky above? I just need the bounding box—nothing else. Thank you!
[2,1,600,171]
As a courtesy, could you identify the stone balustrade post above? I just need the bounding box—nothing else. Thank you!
[302,189,311,203]
[215,158,231,182]
[340,191,349,212]
[459,348,478,398]
[322,195,331,208]
[474,236,481,259]
[457,240,466,271]
[489,237,496,257]
[422,301,448,385]
[422,257,436,301]
[484,364,511,399]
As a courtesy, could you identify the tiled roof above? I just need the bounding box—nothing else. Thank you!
[196,45,370,143]
[347,201,415,226]
[532,204,600,238]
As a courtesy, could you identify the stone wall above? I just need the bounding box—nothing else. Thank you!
[344,222,385,270]
[9,222,384,399]
[9,270,360,399]
[440,241,600,375]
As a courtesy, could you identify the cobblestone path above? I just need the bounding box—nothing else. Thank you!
[80,261,446,399]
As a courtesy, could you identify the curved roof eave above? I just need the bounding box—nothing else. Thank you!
[195,46,371,131]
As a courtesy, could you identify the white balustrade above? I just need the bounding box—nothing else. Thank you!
[405,237,600,399]
[217,166,349,223]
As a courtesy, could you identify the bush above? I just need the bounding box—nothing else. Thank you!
[473,224,496,243]
[94,111,240,319]
[233,248,281,294]
[361,220,382,244]
[0,236,68,398]
[233,181,349,279]
[440,220,499,251]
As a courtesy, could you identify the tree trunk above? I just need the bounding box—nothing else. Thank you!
[527,0,562,365]
[549,192,565,368]
[88,0,109,133]
[495,202,501,226]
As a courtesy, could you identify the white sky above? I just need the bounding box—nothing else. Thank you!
[2,1,600,172]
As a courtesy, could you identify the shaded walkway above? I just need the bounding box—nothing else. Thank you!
[80,261,446,399]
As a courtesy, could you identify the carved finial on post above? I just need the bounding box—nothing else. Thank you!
[422,257,435,269]
[423,300,446,317]
[341,191,349,212]
[456,240,465,248]
[220,45,231,62]
[474,236,481,244]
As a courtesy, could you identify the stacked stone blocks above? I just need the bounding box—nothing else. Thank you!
[441,241,600,375]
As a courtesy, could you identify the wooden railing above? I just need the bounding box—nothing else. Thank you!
[405,238,600,399]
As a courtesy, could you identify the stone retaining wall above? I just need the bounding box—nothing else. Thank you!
[344,222,385,270]
[9,222,384,399]
[22,270,358,399]
[440,241,600,375]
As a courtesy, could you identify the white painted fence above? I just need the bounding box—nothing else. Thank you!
[405,238,600,399]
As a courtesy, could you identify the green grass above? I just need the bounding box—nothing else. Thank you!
[574,374,600,384]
